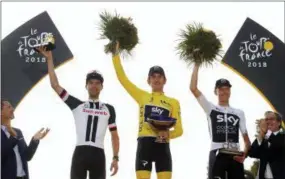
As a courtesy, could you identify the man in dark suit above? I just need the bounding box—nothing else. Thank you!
[249,111,285,179]
[1,100,50,179]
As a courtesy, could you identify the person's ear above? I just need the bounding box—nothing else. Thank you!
[147,77,151,85]
[214,89,217,95]
[163,77,167,85]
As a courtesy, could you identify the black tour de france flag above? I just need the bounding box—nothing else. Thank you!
[1,11,73,108]
[221,17,285,128]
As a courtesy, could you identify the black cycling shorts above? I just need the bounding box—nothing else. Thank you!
[208,149,245,179]
[71,146,106,179]
[135,137,172,173]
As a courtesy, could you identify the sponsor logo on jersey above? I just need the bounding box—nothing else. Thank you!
[99,104,105,110]
[216,126,238,134]
[83,109,108,116]
[83,103,89,108]
[144,105,170,122]
[139,106,144,132]
[210,110,240,143]
[160,100,171,107]
[216,114,239,126]
[151,106,164,115]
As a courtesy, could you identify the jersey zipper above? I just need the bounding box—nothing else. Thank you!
[225,112,228,146]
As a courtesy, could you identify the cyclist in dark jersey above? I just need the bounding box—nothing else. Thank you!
[37,47,120,179]
[190,64,251,179]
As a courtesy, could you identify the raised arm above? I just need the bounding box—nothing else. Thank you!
[37,47,63,95]
[169,99,183,139]
[190,64,213,115]
[112,43,147,103]
[37,47,83,110]
[190,64,202,98]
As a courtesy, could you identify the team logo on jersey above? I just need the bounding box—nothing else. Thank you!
[144,105,170,120]
[83,109,108,116]
[216,114,239,126]
[99,104,104,110]
[83,103,89,108]
[160,100,171,107]
[210,110,240,143]
[152,106,164,115]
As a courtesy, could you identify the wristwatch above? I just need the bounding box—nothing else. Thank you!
[113,156,119,161]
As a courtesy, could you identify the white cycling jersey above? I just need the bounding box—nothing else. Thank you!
[59,89,117,149]
[197,93,248,151]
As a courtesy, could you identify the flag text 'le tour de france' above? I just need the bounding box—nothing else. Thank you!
[1,11,73,108]
[221,17,285,127]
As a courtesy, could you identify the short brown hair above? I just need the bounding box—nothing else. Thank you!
[86,70,104,85]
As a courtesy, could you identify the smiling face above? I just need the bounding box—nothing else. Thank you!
[265,112,281,132]
[147,73,166,92]
[86,79,103,98]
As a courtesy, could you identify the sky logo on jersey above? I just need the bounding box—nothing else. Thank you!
[152,106,164,115]
[210,110,240,143]
[144,105,170,121]
[83,109,108,116]
[217,114,240,126]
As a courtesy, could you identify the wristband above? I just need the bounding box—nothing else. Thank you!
[113,156,119,161]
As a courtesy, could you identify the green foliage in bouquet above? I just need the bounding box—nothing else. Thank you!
[250,160,260,178]
[244,170,255,179]
[176,23,222,66]
[99,11,139,55]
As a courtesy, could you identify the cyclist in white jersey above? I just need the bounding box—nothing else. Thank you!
[190,64,251,179]
[37,47,120,179]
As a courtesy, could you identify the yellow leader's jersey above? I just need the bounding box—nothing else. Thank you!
[112,54,183,139]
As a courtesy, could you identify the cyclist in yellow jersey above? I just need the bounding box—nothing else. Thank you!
[112,42,183,179]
